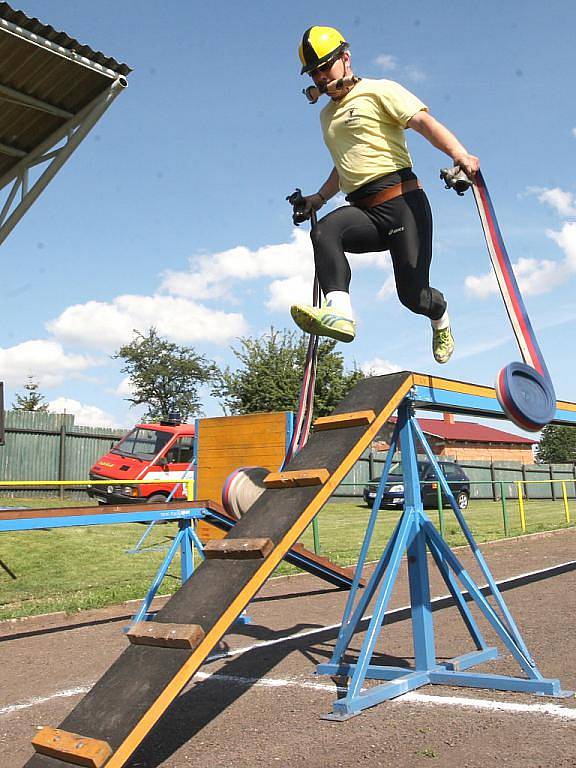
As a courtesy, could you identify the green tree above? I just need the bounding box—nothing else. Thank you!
[213,327,364,417]
[12,376,48,412]
[536,424,576,464]
[114,328,216,421]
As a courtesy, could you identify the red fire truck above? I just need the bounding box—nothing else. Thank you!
[88,417,195,505]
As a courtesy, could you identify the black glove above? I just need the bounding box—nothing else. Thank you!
[286,188,310,226]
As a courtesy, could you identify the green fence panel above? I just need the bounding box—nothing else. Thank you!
[492,462,523,499]
[0,411,125,500]
[523,464,553,500]
[550,464,576,499]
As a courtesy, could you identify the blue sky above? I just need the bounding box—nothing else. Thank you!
[1,0,575,431]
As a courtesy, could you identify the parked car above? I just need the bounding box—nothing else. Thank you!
[363,460,470,510]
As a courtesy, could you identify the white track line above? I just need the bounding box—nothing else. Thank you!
[3,674,575,723]
[0,686,91,717]
[193,671,576,722]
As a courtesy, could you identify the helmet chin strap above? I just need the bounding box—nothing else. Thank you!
[303,74,361,104]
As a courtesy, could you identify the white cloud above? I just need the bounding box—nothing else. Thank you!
[464,271,497,298]
[48,397,117,428]
[526,186,576,217]
[374,54,397,71]
[47,294,248,351]
[465,256,569,298]
[115,376,135,397]
[0,340,95,387]
[404,64,427,83]
[572,128,576,138]
[160,228,313,301]
[547,220,576,269]
[361,357,402,376]
[349,251,390,269]
[374,54,426,82]
[267,275,314,312]
[466,193,576,298]
[377,274,397,300]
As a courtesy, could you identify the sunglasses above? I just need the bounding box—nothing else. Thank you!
[312,56,340,75]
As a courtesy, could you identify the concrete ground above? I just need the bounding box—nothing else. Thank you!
[1,528,575,768]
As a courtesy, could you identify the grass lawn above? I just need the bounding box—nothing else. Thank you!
[0,495,573,621]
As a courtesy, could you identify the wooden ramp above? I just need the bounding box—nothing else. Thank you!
[25,373,413,768]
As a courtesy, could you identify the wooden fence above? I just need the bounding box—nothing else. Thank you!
[0,410,125,499]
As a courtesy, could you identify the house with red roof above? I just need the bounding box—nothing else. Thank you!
[375,413,536,464]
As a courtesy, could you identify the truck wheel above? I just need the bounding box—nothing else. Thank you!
[146,493,168,504]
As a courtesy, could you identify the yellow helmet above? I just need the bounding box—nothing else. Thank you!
[299,26,348,75]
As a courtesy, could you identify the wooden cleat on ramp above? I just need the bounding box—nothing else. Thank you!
[32,726,112,767]
[263,468,329,488]
[313,410,376,431]
[203,537,274,560]
[126,622,205,650]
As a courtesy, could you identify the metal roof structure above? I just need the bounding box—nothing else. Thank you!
[0,2,131,245]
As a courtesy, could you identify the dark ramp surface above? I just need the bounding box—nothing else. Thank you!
[25,372,412,768]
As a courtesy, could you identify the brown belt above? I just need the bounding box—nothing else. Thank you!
[352,178,422,209]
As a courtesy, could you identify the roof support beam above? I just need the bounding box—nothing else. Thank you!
[0,75,127,246]
[0,16,121,80]
[0,82,74,119]
[0,140,26,158]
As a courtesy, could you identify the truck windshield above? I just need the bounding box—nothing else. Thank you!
[111,428,172,461]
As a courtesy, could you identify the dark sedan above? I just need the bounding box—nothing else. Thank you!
[363,460,470,510]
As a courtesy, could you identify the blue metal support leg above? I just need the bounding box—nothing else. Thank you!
[317,396,569,719]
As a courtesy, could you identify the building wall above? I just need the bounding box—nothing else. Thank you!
[373,429,535,465]
[429,439,534,464]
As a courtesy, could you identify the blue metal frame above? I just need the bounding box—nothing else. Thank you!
[0,505,205,532]
[130,514,207,624]
[412,382,576,425]
[317,396,571,719]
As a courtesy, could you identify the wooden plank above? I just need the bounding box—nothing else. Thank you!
[195,412,288,502]
[313,410,376,431]
[126,622,205,650]
[263,468,329,488]
[203,537,274,560]
[196,520,227,541]
[32,727,112,767]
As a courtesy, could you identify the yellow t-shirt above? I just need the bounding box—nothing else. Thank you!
[320,78,427,193]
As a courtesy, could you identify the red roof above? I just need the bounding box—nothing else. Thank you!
[389,416,535,445]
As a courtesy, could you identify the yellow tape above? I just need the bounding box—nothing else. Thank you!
[0,479,186,486]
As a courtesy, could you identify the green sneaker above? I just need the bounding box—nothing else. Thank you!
[433,325,455,364]
[290,304,356,343]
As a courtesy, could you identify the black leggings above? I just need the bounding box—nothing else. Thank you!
[311,170,446,321]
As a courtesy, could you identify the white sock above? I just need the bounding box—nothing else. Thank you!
[431,309,450,330]
[325,291,354,319]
